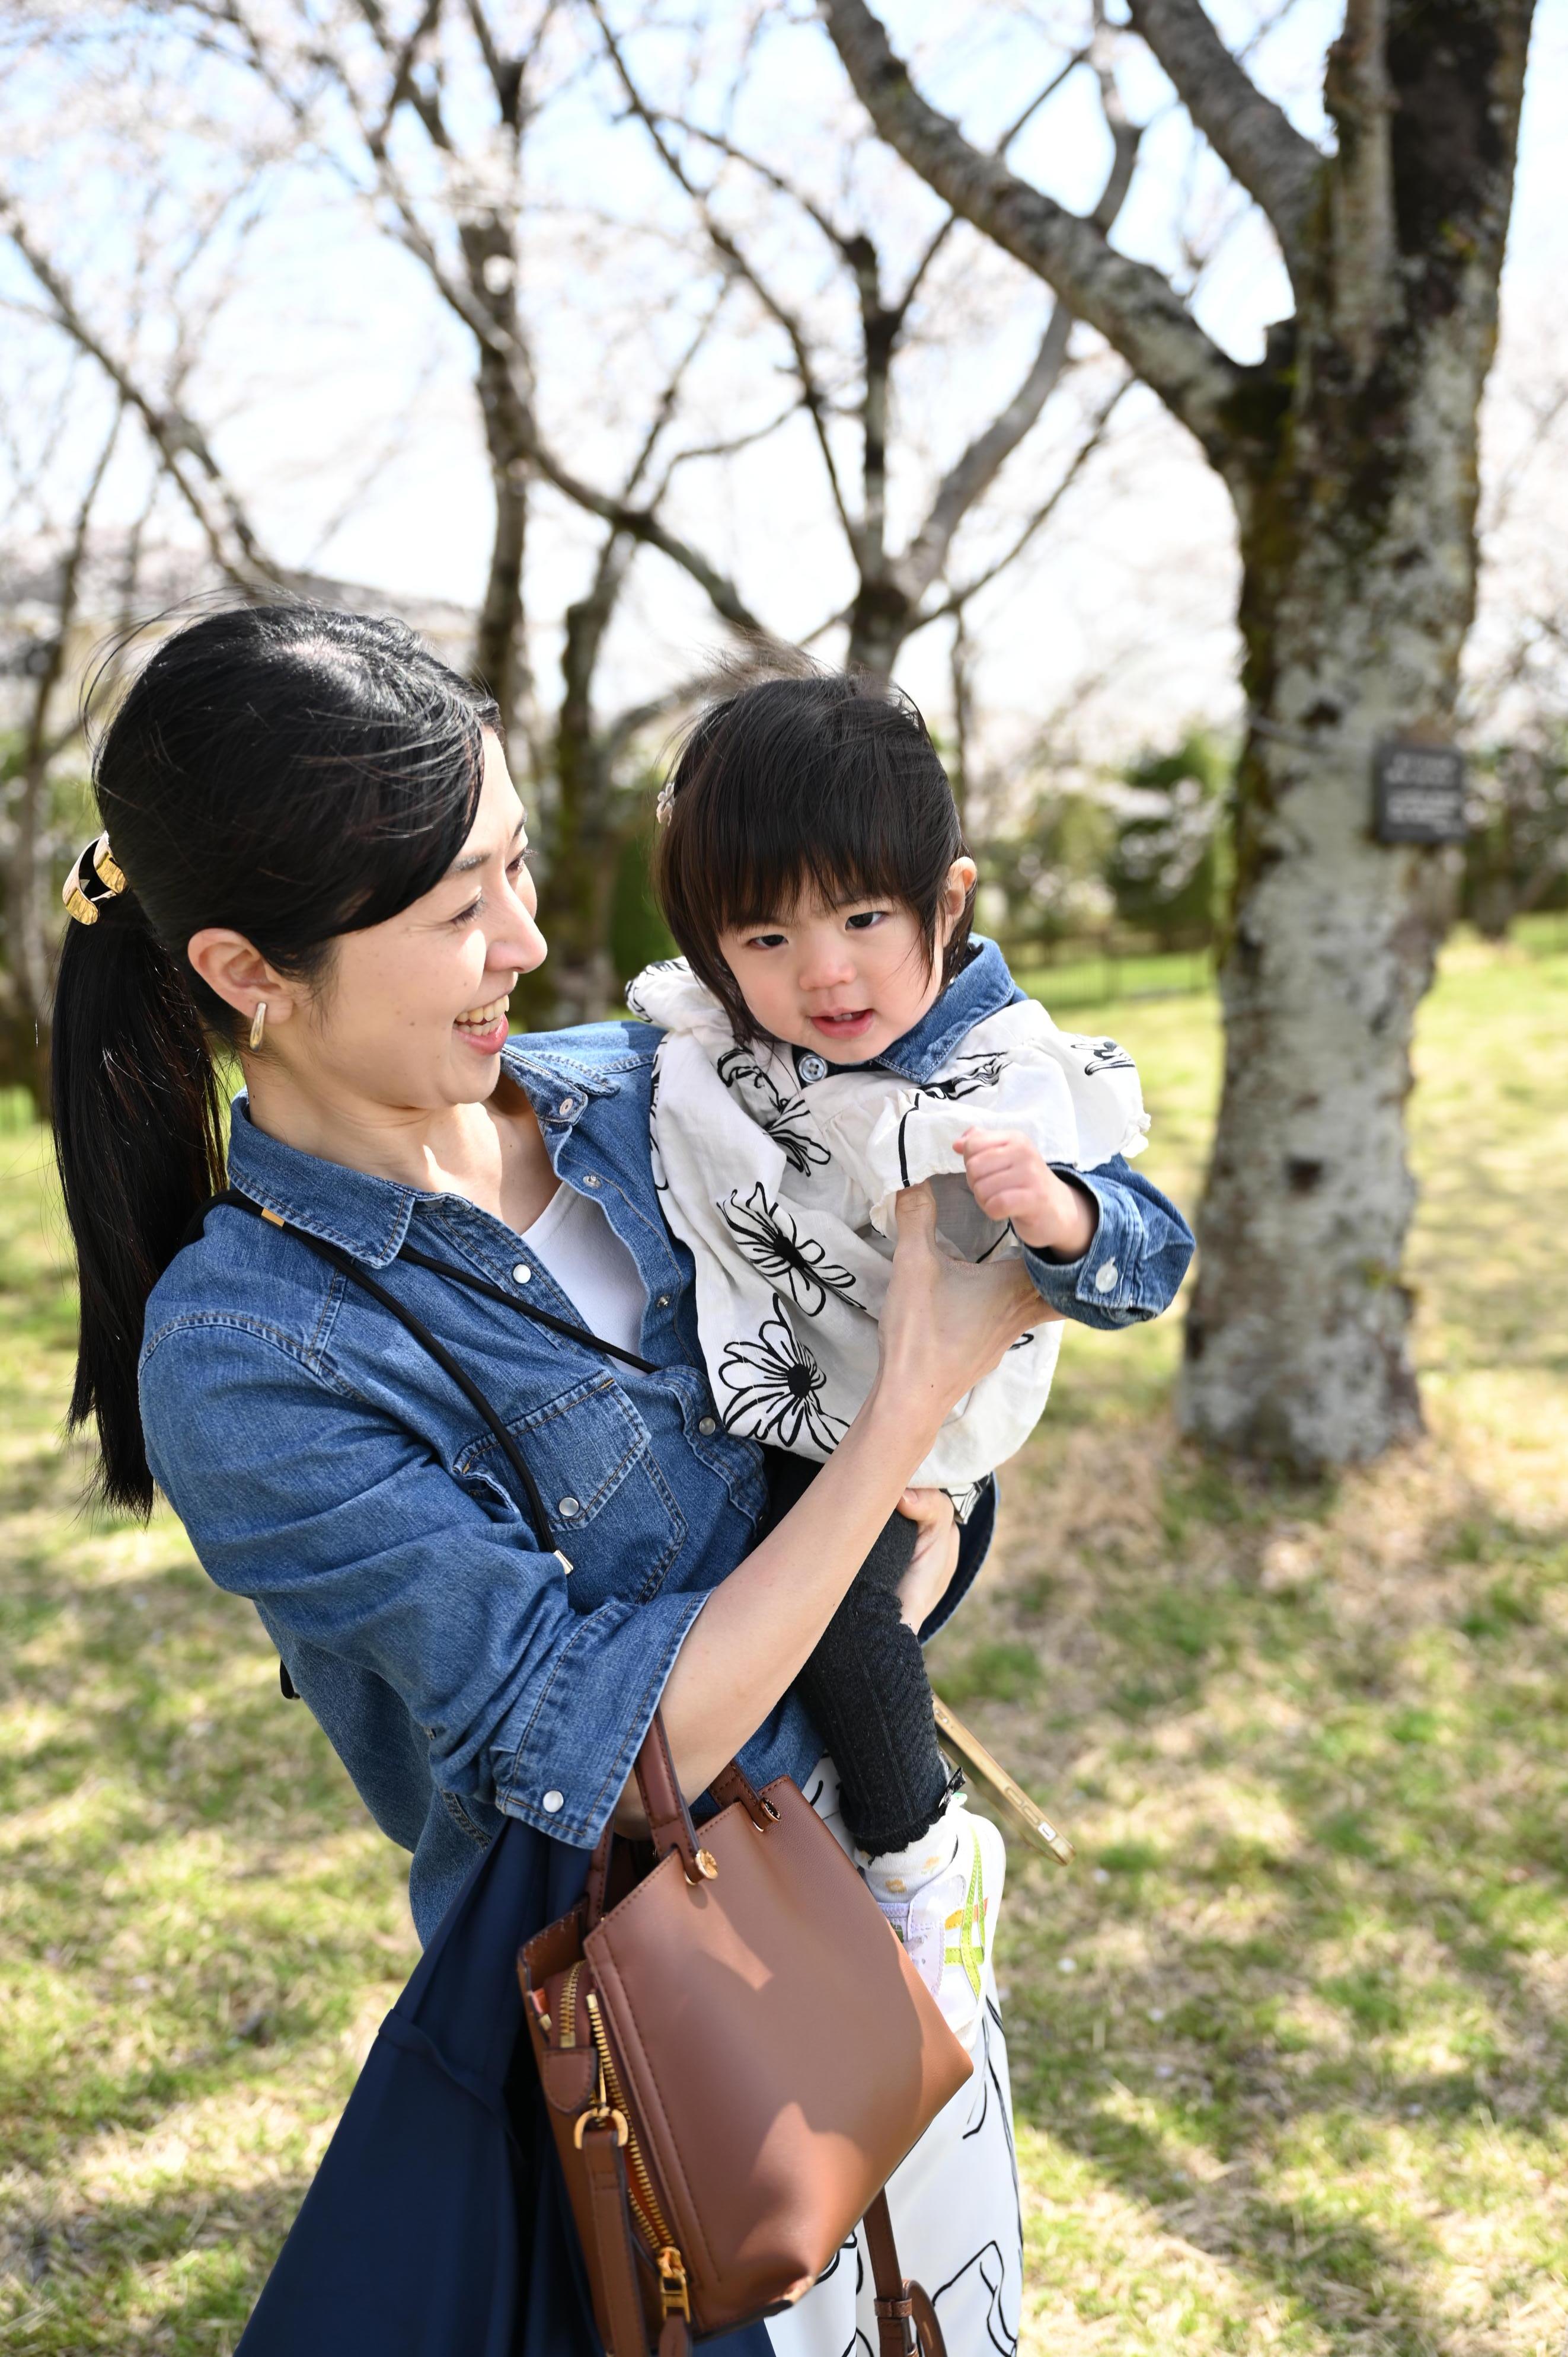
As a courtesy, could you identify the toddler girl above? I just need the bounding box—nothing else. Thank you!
[628,666,1193,2040]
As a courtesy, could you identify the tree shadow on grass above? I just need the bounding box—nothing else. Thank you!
[965,1424,1568,2353]
[1,2175,312,2356]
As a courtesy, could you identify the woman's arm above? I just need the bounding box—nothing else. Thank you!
[143,1184,1045,1850]
[650,1184,1049,1803]
[140,1315,712,1849]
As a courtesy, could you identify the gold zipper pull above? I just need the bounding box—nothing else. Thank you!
[656,2248,691,2321]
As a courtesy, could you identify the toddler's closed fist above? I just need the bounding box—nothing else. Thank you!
[954,1127,1097,1259]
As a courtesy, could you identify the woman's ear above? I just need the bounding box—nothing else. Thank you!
[937,857,979,944]
[187,928,294,1035]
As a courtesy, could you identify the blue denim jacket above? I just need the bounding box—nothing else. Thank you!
[140,958,1191,1940]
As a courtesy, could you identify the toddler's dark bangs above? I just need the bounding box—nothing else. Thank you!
[653,669,973,1040]
[684,681,956,930]
[704,786,927,935]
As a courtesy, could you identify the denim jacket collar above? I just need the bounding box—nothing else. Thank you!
[225,1039,637,1270]
[864,936,1021,1085]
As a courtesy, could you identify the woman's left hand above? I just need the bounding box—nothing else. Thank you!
[895,1487,959,1633]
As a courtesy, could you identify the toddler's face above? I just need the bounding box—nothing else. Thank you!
[716,860,976,1064]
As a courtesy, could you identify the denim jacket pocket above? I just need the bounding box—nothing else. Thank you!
[455,1372,686,1608]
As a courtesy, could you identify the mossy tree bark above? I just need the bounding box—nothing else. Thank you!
[823,0,1535,1468]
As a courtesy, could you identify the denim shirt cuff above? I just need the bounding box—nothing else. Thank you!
[494,1587,709,1847]
[1024,1165,1148,1328]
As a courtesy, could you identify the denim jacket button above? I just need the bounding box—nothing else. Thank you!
[557,1098,576,1116]
[512,1263,531,1285]
[1094,1259,1120,1293]
[697,1416,717,1436]
[558,1496,581,1519]
[583,1173,601,1189]
[542,1790,564,1813]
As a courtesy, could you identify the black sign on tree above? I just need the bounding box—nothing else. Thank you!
[1372,739,1468,845]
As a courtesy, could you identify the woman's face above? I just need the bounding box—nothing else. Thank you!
[305,729,543,1113]
[198,729,547,1123]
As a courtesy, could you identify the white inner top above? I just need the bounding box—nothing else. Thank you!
[520,1181,647,1358]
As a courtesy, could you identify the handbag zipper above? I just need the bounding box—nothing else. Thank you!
[554,1969,691,2323]
[585,1987,687,2306]
[557,1961,582,2048]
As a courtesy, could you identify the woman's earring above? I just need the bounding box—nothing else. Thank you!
[249,1001,267,1051]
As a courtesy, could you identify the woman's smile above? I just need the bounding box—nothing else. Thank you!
[454,989,513,1055]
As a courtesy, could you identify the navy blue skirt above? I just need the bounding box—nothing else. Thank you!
[236,1815,771,2356]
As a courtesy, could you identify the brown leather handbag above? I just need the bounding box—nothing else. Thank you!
[519,1713,972,2357]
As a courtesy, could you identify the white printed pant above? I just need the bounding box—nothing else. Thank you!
[765,1761,1023,2357]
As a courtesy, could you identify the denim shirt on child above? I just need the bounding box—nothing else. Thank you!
[813,937,1194,1328]
[139,976,1191,1940]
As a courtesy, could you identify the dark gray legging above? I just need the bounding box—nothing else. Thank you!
[764,1448,951,1857]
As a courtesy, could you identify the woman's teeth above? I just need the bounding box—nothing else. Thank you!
[456,995,509,1030]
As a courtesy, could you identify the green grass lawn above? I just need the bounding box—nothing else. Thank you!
[4,928,1567,2354]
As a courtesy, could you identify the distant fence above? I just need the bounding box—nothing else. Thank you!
[1007,940,1215,1015]
[1011,907,1568,1017]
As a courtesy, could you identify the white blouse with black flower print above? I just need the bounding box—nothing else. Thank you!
[625,959,1152,1502]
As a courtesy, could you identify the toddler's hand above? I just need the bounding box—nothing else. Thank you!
[954,1127,1097,1258]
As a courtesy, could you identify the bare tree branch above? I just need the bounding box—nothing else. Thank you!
[590,1,861,555]
[529,439,765,633]
[0,193,277,586]
[818,0,1241,464]
[1125,0,1322,279]
[902,304,1077,601]
[900,28,1139,600]
[912,372,1132,627]
[1323,0,1395,373]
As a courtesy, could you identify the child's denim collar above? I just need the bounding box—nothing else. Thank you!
[800,935,1022,1088]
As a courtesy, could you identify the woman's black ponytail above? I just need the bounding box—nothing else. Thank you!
[52,899,226,1511]
[52,604,498,1513]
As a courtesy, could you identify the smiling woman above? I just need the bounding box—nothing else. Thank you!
[45,605,1053,2356]
[53,606,506,1512]
[183,732,551,1215]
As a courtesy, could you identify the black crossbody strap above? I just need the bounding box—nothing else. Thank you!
[392,1239,656,1373]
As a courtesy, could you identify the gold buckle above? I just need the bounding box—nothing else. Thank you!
[573,2106,628,2150]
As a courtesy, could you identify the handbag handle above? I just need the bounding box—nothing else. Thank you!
[584,1712,780,1924]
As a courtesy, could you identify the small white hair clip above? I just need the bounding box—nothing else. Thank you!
[654,777,677,827]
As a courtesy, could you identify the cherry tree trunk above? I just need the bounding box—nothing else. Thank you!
[1181,461,1462,1465]
[1180,12,1529,1465]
